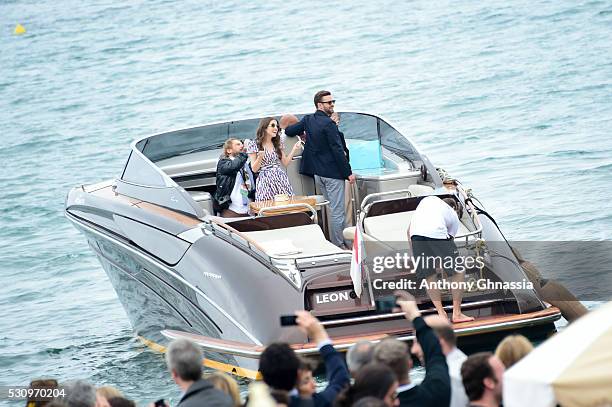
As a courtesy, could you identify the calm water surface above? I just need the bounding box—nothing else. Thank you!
[1,0,611,404]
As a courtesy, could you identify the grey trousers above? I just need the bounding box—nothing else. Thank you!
[315,175,346,247]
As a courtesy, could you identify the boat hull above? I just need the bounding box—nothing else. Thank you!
[68,214,267,376]
[66,198,562,379]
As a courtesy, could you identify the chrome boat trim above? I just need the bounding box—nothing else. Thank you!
[162,308,561,359]
[360,188,414,213]
[177,224,206,243]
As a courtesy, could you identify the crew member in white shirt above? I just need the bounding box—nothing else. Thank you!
[408,196,474,323]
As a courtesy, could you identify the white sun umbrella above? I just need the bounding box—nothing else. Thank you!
[504,301,612,407]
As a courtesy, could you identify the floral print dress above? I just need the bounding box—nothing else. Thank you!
[245,139,294,201]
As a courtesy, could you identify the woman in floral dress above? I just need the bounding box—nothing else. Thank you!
[246,117,302,202]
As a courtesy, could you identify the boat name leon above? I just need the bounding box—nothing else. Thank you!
[373,278,535,291]
[315,290,353,304]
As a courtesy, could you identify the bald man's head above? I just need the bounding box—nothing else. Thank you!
[280,114,299,129]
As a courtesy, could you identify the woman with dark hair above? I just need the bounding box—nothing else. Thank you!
[334,363,399,407]
[245,117,302,201]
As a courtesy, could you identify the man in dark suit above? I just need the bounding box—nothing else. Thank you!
[374,291,451,407]
[284,90,355,248]
[259,311,350,407]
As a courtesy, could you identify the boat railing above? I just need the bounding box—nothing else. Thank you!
[293,251,353,268]
[208,219,306,287]
[160,305,562,360]
[207,219,332,289]
[208,220,272,265]
[454,183,484,245]
[454,226,483,245]
[360,188,414,214]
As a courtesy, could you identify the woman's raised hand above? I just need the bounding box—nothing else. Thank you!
[292,140,303,153]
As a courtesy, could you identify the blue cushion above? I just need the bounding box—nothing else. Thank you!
[346,139,383,170]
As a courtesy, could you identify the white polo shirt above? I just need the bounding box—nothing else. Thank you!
[228,158,249,215]
[446,347,469,407]
[409,196,460,239]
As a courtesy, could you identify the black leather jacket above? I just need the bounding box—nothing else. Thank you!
[213,152,249,210]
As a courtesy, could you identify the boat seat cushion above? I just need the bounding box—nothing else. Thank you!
[343,226,356,241]
[364,211,414,243]
[407,184,435,196]
[242,224,345,258]
[345,211,471,250]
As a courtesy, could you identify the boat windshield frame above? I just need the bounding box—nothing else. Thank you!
[117,111,430,218]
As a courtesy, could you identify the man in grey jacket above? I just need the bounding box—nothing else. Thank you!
[166,338,233,407]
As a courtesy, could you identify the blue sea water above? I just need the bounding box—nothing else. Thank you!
[1,0,611,404]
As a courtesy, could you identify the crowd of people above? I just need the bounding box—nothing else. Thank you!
[25,291,536,407]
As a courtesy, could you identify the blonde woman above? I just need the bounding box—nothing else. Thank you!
[205,372,241,407]
[495,334,533,368]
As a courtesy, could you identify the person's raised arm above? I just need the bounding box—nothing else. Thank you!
[395,290,421,322]
[323,122,353,182]
[248,150,265,173]
[281,141,303,167]
[295,311,350,405]
[284,119,305,138]
[245,140,264,173]
[216,153,248,176]
[295,310,329,344]
[395,291,450,407]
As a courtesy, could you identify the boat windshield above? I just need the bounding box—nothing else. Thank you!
[338,113,421,171]
[340,114,381,170]
[136,112,421,171]
[139,118,262,162]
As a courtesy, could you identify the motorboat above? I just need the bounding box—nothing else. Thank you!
[65,112,561,379]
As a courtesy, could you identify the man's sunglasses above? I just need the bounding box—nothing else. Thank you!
[320,100,336,105]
